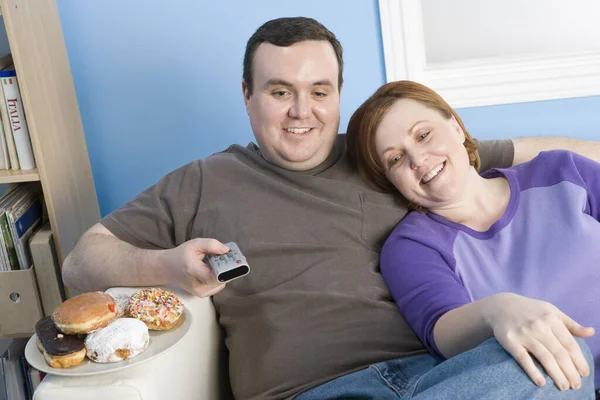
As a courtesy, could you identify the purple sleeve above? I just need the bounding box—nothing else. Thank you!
[515,150,600,219]
[566,152,600,219]
[380,232,471,358]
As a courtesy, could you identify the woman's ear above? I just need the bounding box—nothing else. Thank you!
[450,115,466,143]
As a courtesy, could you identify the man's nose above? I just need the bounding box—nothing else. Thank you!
[289,94,311,119]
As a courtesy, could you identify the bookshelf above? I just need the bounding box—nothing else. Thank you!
[0,168,38,183]
[0,0,100,338]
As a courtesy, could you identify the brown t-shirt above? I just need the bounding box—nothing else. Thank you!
[102,135,513,400]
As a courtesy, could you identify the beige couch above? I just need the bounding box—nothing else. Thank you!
[33,286,233,400]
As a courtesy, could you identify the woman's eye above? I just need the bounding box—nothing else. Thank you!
[418,132,430,141]
[388,155,402,170]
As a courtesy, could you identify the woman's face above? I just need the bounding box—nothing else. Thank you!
[374,98,472,209]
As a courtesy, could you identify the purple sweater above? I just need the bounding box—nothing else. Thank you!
[381,150,600,387]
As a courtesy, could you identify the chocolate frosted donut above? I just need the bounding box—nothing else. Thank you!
[36,316,85,355]
[35,316,86,368]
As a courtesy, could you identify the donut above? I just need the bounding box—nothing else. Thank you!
[52,291,117,334]
[35,316,86,368]
[105,287,139,317]
[85,318,150,363]
[128,288,184,330]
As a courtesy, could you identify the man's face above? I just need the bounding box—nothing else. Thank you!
[243,41,341,171]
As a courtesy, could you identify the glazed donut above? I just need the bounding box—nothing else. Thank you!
[35,316,86,368]
[105,287,139,317]
[85,318,150,363]
[128,288,184,330]
[52,291,117,334]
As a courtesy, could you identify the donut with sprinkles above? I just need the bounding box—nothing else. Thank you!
[128,288,184,330]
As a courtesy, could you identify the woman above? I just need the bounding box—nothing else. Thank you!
[346,80,599,393]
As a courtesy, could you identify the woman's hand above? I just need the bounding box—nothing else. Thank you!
[484,293,594,391]
[159,238,231,297]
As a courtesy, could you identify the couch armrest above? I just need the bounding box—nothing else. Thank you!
[34,286,232,400]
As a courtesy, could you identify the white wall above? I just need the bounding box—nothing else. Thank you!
[380,0,600,107]
[422,0,600,63]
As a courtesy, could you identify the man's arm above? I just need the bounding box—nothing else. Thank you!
[512,137,600,166]
[62,223,229,297]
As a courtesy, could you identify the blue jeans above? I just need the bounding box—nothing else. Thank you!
[296,338,595,399]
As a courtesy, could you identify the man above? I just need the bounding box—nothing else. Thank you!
[63,17,598,399]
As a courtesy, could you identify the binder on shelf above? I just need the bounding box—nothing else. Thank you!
[0,66,35,170]
[30,223,65,316]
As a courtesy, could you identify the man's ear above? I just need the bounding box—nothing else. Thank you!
[242,80,251,107]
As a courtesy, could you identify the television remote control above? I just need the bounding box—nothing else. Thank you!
[206,242,250,283]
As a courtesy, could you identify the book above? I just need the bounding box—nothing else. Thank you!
[0,213,15,271]
[0,220,9,272]
[0,55,17,170]
[29,223,65,316]
[0,66,35,170]
[0,113,9,170]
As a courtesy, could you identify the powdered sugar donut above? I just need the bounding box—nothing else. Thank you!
[85,318,149,363]
[128,288,184,330]
[105,287,139,317]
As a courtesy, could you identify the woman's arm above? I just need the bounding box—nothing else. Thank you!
[433,292,594,390]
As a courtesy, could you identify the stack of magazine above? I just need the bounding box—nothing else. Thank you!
[0,183,43,272]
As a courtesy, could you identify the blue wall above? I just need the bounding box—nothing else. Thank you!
[57,1,385,216]
[56,1,600,216]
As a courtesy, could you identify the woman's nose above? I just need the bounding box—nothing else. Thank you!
[409,149,428,170]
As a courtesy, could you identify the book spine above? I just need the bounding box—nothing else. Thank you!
[0,213,19,271]
[0,77,18,170]
[0,213,11,271]
[1,71,35,170]
[0,117,9,170]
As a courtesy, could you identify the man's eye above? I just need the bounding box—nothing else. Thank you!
[314,92,327,98]
[418,132,430,141]
[272,91,289,98]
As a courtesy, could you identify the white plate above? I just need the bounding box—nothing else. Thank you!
[25,310,191,376]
